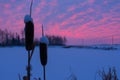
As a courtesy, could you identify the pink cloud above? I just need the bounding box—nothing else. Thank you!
[0,19,2,23]
[0,0,120,45]
[16,4,26,11]
[48,0,58,7]
[3,9,12,15]
[61,11,120,43]
[33,0,48,19]
[103,0,113,5]
[87,8,94,13]
[87,0,95,4]
[57,13,66,19]
[67,5,76,12]
[10,0,15,2]
[4,4,11,9]
[60,11,87,27]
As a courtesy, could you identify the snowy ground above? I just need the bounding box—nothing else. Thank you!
[0,45,120,80]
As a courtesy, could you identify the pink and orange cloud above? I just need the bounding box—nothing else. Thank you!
[0,0,120,45]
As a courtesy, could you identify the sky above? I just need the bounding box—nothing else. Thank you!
[0,0,120,45]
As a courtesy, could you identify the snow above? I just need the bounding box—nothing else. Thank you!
[0,45,120,80]
[24,15,33,23]
[40,36,49,45]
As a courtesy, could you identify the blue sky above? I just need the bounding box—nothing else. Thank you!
[0,0,120,45]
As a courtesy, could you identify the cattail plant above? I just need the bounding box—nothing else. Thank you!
[39,25,49,80]
[24,0,34,80]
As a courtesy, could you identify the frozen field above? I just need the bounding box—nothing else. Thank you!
[0,45,120,80]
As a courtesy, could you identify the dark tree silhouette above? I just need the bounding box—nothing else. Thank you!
[0,29,23,46]
[46,35,67,46]
[0,29,67,46]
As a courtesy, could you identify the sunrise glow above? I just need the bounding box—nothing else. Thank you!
[0,0,120,45]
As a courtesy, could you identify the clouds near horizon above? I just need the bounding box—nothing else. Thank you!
[0,0,120,44]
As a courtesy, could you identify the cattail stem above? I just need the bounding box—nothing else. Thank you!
[30,0,33,17]
[43,66,46,80]
[18,73,21,80]
[28,50,31,80]
[42,24,44,37]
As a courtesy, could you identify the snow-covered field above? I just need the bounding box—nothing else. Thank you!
[0,45,120,80]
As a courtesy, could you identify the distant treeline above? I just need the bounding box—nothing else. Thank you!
[0,29,67,47]
[0,29,24,46]
[46,35,67,46]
